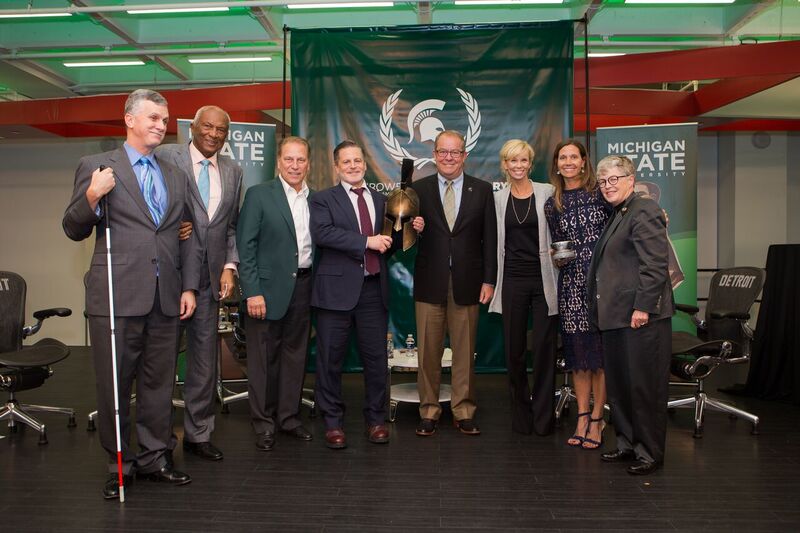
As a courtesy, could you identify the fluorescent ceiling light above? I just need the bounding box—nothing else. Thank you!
[64,60,145,67]
[454,0,562,4]
[188,57,273,64]
[287,2,394,9]
[626,0,734,4]
[127,7,230,14]
[0,12,72,19]
[587,52,627,57]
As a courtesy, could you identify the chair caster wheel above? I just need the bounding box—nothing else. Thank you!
[693,428,704,439]
[751,426,759,435]
[87,419,96,432]
[68,415,77,428]
[38,433,48,445]
[10,424,19,434]
[221,404,230,414]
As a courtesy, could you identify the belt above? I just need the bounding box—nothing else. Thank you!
[297,268,312,276]
[364,273,380,280]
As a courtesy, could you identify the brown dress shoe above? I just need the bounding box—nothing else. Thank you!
[325,428,347,449]
[366,425,390,444]
[416,418,437,436]
[454,418,481,435]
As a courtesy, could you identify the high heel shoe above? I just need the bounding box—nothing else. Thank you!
[567,412,591,447]
[582,416,606,450]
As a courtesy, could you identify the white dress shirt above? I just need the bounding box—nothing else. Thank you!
[189,142,222,220]
[279,175,313,269]
[341,180,377,276]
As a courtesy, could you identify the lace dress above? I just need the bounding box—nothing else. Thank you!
[544,188,612,371]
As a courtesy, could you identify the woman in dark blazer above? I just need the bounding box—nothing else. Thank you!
[489,139,559,436]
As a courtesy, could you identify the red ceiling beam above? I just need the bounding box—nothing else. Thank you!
[575,40,800,89]
[701,119,800,132]
[693,73,800,114]
[0,82,290,126]
[575,88,699,117]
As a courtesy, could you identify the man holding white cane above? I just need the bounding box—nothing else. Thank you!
[63,89,200,500]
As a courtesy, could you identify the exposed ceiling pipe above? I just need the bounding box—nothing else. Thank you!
[0,46,283,61]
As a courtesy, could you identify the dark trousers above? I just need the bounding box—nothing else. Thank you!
[602,317,671,463]
[246,272,311,436]
[89,293,179,475]
[314,276,388,429]
[502,274,557,435]
[183,268,218,443]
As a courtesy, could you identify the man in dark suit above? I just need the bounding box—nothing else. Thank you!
[309,140,424,449]
[587,155,674,476]
[237,136,314,451]
[409,130,497,437]
[63,89,200,499]
[157,106,243,461]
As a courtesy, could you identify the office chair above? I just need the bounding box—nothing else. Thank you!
[668,266,765,438]
[0,271,75,444]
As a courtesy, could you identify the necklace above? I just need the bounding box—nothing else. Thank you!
[511,191,532,225]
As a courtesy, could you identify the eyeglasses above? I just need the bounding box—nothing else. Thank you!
[598,174,630,188]
[434,149,464,158]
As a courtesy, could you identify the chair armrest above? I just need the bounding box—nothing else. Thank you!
[710,309,750,320]
[676,303,700,315]
[23,307,73,338]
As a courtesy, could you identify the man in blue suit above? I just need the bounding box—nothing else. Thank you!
[309,140,423,449]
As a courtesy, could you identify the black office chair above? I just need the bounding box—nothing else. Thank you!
[0,271,75,444]
[668,266,765,438]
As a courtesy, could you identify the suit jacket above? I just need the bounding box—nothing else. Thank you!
[587,192,675,331]
[309,183,393,312]
[237,178,313,321]
[409,174,497,306]
[63,147,200,317]
[488,180,559,316]
[157,142,243,300]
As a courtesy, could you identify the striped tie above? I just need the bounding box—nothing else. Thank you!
[139,157,163,225]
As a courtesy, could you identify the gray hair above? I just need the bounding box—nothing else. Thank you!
[596,155,635,178]
[124,89,168,115]
[192,105,231,126]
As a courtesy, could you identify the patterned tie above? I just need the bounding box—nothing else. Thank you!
[351,187,380,275]
[139,157,163,225]
[198,159,211,210]
[443,180,456,231]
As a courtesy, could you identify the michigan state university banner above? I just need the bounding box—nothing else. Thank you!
[596,123,698,333]
[292,22,573,371]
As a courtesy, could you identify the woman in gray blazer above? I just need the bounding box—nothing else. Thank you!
[488,139,559,435]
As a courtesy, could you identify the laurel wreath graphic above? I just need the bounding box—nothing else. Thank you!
[380,87,482,169]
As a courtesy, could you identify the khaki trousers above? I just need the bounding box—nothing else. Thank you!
[415,278,479,421]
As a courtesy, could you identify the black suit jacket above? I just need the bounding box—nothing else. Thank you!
[410,174,497,306]
[587,192,674,331]
[309,184,393,312]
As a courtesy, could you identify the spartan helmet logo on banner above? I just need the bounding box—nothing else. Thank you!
[380,88,482,170]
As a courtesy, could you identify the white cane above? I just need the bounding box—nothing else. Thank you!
[101,165,126,503]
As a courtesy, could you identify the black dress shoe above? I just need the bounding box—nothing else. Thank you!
[136,466,191,485]
[416,418,437,436]
[627,460,662,475]
[601,449,636,463]
[454,418,481,435]
[183,440,224,461]
[103,474,133,500]
[256,432,275,451]
[281,426,313,441]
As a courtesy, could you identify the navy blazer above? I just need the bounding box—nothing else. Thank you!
[309,183,393,312]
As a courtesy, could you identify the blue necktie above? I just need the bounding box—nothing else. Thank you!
[198,159,211,210]
[139,157,163,225]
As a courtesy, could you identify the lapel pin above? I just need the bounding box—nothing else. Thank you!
[468,187,473,192]
[622,207,628,214]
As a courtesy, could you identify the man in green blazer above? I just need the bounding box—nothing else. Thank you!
[236,136,314,451]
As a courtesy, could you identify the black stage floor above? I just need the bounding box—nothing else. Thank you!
[2,346,800,532]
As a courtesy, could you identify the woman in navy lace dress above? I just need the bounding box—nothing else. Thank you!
[544,140,612,449]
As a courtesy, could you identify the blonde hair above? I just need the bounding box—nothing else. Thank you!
[499,139,534,183]
[549,139,596,212]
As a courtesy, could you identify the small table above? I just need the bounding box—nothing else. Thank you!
[388,348,453,422]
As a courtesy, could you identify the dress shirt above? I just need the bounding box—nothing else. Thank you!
[341,180,377,276]
[189,142,222,221]
[279,175,313,269]
[438,173,464,221]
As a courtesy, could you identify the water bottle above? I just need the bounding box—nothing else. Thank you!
[405,334,415,350]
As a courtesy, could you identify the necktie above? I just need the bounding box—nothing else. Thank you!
[444,181,456,231]
[351,187,380,275]
[198,159,211,210]
[139,157,163,225]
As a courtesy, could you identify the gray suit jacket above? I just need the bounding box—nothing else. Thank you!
[587,192,674,331]
[63,147,201,317]
[157,142,243,300]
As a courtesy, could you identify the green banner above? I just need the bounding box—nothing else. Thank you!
[292,23,574,371]
[595,123,698,333]
[177,119,276,191]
